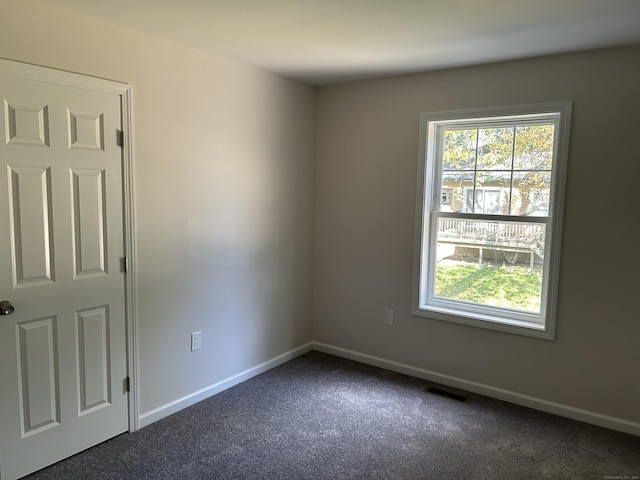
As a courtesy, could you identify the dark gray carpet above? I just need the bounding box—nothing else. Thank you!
[25,351,640,479]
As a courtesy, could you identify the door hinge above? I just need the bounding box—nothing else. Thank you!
[125,377,131,392]
[117,130,124,147]
[122,256,129,273]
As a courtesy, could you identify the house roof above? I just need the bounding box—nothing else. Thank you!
[35,0,640,85]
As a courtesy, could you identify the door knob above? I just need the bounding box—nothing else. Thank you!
[0,301,14,315]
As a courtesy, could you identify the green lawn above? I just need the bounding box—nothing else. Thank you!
[435,262,543,312]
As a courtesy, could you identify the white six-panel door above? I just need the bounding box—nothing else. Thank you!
[0,70,130,480]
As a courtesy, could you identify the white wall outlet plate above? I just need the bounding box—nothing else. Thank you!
[191,331,202,351]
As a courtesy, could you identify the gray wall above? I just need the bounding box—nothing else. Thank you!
[1,0,315,415]
[313,45,640,424]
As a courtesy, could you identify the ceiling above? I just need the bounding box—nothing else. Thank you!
[36,0,640,85]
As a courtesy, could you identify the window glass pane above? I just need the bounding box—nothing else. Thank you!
[435,218,546,313]
[439,171,474,212]
[514,125,554,170]
[473,172,511,214]
[512,172,551,216]
[477,127,514,170]
[443,129,477,170]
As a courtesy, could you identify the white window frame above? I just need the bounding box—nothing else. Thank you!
[412,102,572,340]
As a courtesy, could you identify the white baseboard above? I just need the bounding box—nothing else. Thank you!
[312,342,640,437]
[137,340,639,437]
[138,342,314,428]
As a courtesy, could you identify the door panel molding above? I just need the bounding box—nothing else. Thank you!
[4,100,50,147]
[7,164,55,287]
[16,316,61,437]
[76,305,111,415]
[71,167,108,279]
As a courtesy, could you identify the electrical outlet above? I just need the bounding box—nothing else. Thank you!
[191,331,202,351]
[384,309,394,326]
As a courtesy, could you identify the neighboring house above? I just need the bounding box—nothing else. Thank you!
[441,177,550,217]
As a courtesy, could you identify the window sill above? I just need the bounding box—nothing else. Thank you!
[413,304,555,340]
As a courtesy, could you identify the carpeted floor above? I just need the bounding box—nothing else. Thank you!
[25,351,640,479]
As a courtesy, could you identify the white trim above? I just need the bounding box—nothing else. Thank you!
[0,58,130,94]
[311,342,640,437]
[138,343,314,428]
[121,87,140,432]
[0,58,139,431]
[413,102,572,340]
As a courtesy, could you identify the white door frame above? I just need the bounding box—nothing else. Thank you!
[0,58,139,432]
